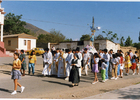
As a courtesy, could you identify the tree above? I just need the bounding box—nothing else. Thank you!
[125,36,133,46]
[95,34,105,40]
[4,13,30,34]
[80,34,90,41]
[102,30,119,42]
[37,29,66,43]
[120,36,125,46]
[133,42,140,49]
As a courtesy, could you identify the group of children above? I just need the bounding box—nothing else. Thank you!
[11,47,139,95]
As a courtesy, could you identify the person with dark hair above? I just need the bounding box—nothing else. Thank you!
[76,47,82,77]
[51,51,57,75]
[69,53,81,87]
[102,49,110,81]
[92,53,99,84]
[65,49,73,80]
[28,50,37,75]
[57,49,66,77]
[82,48,90,75]
[134,51,138,57]
[54,48,60,73]
[111,54,118,80]
[101,59,108,83]
[116,53,121,77]
[135,57,140,75]
[19,50,26,76]
[109,49,113,73]
[42,48,52,76]
[124,52,132,75]
[131,55,137,75]
[120,54,124,78]
[129,50,133,60]
[11,53,25,95]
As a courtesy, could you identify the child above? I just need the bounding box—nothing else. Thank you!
[131,55,136,75]
[28,50,37,75]
[116,53,121,77]
[111,54,118,80]
[92,53,99,84]
[19,50,26,76]
[125,52,132,75]
[135,57,139,75]
[120,54,124,78]
[11,53,25,95]
[100,59,108,83]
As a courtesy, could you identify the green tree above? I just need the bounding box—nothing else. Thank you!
[120,36,125,46]
[95,34,105,40]
[37,29,66,43]
[133,42,140,49]
[80,34,90,41]
[4,13,30,34]
[102,30,119,42]
[125,36,133,46]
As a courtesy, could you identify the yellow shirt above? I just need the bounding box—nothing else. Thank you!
[29,55,37,63]
[13,58,21,70]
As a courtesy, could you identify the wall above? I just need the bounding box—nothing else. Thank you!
[120,46,137,54]
[106,40,120,53]
[3,37,18,51]
[94,40,107,52]
[18,38,36,50]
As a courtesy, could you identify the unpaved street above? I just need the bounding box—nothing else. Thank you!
[0,62,140,99]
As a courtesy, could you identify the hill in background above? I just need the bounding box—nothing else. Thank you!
[24,23,50,36]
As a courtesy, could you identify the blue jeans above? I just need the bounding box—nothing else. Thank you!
[117,64,120,76]
[105,61,109,79]
[28,63,35,74]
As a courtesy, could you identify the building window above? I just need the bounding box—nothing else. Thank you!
[24,40,26,46]
[8,40,11,46]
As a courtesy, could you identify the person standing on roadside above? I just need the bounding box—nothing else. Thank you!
[28,50,37,75]
[19,50,26,76]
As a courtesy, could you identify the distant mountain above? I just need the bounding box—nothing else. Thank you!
[24,23,50,36]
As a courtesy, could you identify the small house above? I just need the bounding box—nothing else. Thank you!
[0,33,37,52]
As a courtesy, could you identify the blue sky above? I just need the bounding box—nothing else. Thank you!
[2,1,140,43]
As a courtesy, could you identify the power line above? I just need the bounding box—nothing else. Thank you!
[22,18,88,28]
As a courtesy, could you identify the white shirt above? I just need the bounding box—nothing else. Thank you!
[101,62,108,70]
[130,52,133,59]
[92,58,99,63]
[111,58,118,65]
[66,53,73,65]
[117,57,120,64]
[43,51,52,64]
[83,52,90,61]
[103,53,110,62]
[54,52,60,62]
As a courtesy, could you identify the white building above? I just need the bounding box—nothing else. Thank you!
[0,33,37,52]
[50,39,120,53]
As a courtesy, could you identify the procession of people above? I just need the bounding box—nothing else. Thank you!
[10,46,140,95]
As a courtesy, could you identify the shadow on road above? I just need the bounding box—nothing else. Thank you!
[0,70,11,75]
[0,88,11,93]
[2,63,13,66]
[42,80,72,87]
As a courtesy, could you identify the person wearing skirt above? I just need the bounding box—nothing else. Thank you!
[69,53,81,87]
[11,53,25,95]
[131,55,136,75]
[92,53,99,84]
[125,52,132,75]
